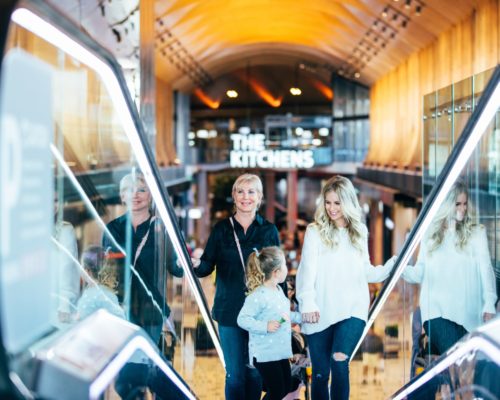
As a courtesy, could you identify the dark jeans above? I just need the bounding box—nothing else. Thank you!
[219,324,262,400]
[307,317,365,400]
[423,317,468,355]
[254,358,291,400]
[410,318,469,400]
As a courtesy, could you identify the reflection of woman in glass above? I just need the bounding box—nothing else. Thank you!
[296,176,395,400]
[403,181,497,355]
[103,172,183,344]
[192,173,280,400]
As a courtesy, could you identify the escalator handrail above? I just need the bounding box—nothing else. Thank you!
[5,0,223,364]
[353,64,500,356]
[390,320,500,400]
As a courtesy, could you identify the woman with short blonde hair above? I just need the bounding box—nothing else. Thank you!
[193,173,280,400]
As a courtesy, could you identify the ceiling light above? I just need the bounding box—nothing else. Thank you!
[382,7,388,17]
[354,72,361,79]
[415,5,422,15]
[290,87,302,96]
[226,89,238,98]
[319,127,329,137]
[405,0,411,9]
[401,19,408,28]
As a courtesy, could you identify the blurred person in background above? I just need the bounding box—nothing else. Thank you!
[361,325,384,385]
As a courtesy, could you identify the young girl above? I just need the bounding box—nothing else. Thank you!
[237,246,301,400]
[77,245,125,320]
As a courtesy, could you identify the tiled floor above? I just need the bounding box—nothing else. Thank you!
[175,351,410,399]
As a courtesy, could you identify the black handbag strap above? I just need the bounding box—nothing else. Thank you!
[229,217,247,285]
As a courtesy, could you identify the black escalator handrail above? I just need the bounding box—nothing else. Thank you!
[352,64,500,356]
[389,325,500,400]
[5,0,222,364]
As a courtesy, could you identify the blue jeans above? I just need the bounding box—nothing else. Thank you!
[423,317,468,355]
[219,325,262,400]
[307,317,365,400]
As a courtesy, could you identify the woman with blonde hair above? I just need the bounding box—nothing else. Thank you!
[193,173,280,400]
[296,175,396,400]
[103,171,183,343]
[403,180,497,355]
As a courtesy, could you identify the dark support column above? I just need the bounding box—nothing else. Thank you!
[264,171,275,223]
[196,171,210,246]
[287,170,298,233]
[140,0,156,152]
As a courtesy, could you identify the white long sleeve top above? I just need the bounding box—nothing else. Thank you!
[402,226,497,332]
[296,224,395,335]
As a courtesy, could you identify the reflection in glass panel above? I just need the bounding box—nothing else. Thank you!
[360,277,417,398]
[100,349,191,400]
[392,345,500,400]
[422,91,437,197]
[402,120,499,381]
[434,86,453,179]
[1,7,223,396]
[453,77,472,142]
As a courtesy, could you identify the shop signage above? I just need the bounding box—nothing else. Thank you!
[230,133,314,169]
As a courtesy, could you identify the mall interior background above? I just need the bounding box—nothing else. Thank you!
[0,0,499,399]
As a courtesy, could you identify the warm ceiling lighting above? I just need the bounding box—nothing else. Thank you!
[248,78,282,107]
[290,87,302,96]
[309,79,333,100]
[193,88,220,109]
[226,89,238,98]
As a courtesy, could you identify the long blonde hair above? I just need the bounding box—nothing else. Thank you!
[427,180,475,253]
[246,246,285,293]
[313,176,365,252]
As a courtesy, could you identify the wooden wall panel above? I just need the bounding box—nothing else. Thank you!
[367,0,499,170]
[156,78,177,166]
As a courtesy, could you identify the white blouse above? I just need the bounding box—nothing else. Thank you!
[296,224,395,335]
[403,225,497,332]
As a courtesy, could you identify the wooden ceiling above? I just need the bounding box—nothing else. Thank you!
[154,0,477,90]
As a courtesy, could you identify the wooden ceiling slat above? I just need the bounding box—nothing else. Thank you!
[154,0,478,88]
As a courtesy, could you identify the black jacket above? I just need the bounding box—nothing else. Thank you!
[103,214,183,330]
[195,214,280,326]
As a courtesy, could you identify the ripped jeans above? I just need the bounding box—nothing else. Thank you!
[307,317,365,400]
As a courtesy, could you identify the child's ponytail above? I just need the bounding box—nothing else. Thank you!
[246,251,265,293]
[245,246,285,293]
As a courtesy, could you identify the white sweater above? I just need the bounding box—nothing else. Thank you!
[296,224,395,335]
[403,226,497,332]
